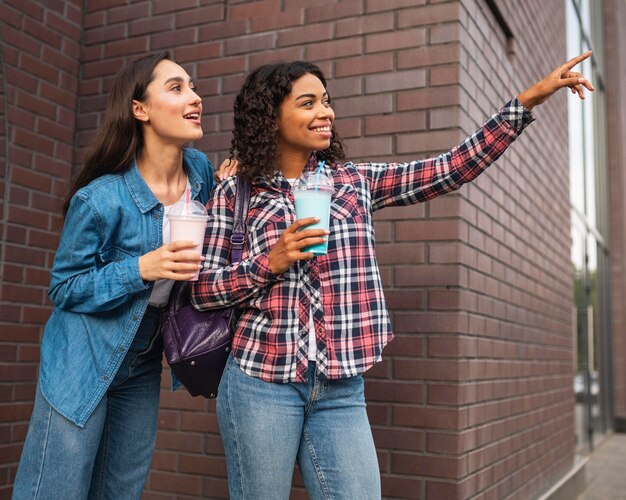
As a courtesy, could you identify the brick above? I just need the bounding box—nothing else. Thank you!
[108,3,151,24]
[103,37,149,58]
[148,471,203,495]
[392,405,466,432]
[306,37,362,61]
[372,427,424,452]
[428,64,461,87]
[151,450,178,472]
[4,67,38,94]
[380,335,423,356]
[2,26,41,58]
[129,15,173,37]
[397,85,462,111]
[87,0,126,12]
[333,94,392,117]
[181,411,219,433]
[333,117,361,138]
[156,431,204,453]
[154,0,197,15]
[365,69,427,94]
[366,0,426,12]
[392,452,465,478]
[343,136,392,159]
[16,91,56,121]
[22,17,63,48]
[394,358,466,381]
[44,10,82,40]
[365,27,427,54]
[397,3,460,29]
[367,380,424,403]
[0,305,21,323]
[177,5,224,28]
[39,82,78,109]
[336,12,394,38]
[376,243,425,265]
[381,476,423,499]
[0,365,37,384]
[84,24,126,45]
[0,324,42,342]
[17,345,41,363]
[151,27,197,51]
[82,58,125,79]
[278,23,334,48]
[14,130,55,157]
[230,0,280,20]
[224,33,276,56]
[20,305,50,325]
[397,43,461,69]
[397,129,464,154]
[4,224,27,246]
[174,42,221,63]
[334,53,394,77]
[251,9,303,32]
[431,22,462,44]
[202,476,230,498]
[37,119,73,144]
[17,54,59,84]
[179,454,227,476]
[306,0,363,23]
[198,19,247,42]
[364,110,427,135]
[197,56,247,78]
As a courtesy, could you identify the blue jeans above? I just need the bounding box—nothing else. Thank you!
[217,354,381,499]
[12,306,163,500]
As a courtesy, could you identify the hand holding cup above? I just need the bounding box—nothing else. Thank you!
[267,218,329,275]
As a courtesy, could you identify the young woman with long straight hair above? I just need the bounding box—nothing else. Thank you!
[12,52,231,499]
[192,52,593,499]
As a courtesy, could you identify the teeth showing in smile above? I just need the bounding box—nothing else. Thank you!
[312,126,331,133]
[184,113,199,119]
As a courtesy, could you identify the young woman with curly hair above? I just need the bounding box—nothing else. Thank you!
[192,55,593,499]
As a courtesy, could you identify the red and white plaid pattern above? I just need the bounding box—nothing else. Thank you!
[192,98,535,383]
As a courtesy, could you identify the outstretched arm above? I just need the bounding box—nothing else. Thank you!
[517,51,594,110]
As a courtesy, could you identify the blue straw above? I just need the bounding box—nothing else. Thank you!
[314,160,326,191]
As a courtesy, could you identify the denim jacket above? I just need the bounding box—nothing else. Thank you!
[39,148,213,427]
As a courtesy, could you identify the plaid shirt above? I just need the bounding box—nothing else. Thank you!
[192,98,534,383]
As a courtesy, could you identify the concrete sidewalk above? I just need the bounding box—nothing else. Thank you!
[577,432,626,500]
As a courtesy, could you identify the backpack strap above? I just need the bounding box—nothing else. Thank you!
[230,175,251,263]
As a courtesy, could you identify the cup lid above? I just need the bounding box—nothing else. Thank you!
[168,199,207,217]
[293,171,334,192]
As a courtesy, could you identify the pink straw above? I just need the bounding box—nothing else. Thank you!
[184,186,191,213]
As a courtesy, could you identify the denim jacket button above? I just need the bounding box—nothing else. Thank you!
[103,375,109,381]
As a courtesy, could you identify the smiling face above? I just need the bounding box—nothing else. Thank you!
[276,72,335,169]
[133,59,203,146]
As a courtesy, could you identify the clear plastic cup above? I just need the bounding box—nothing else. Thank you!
[168,197,208,281]
[292,171,334,255]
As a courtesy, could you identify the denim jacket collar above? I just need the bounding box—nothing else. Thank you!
[123,150,207,214]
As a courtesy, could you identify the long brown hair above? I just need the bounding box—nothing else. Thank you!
[63,51,171,214]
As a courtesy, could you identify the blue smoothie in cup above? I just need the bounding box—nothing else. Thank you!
[293,171,334,255]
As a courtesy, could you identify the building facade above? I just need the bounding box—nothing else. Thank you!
[1,0,624,498]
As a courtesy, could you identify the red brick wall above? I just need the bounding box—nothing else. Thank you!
[605,0,626,426]
[0,0,585,499]
[0,1,82,496]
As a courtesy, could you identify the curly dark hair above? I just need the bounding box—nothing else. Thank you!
[230,61,345,179]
